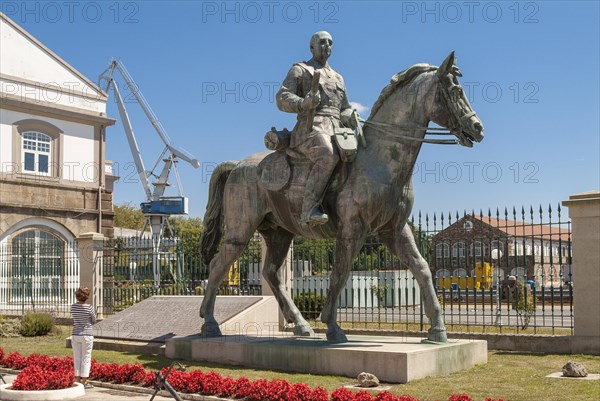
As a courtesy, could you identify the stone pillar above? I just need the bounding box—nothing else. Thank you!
[260,238,293,331]
[77,232,105,318]
[563,191,600,354]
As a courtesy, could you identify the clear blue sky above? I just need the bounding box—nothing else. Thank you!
[7,1,599,220]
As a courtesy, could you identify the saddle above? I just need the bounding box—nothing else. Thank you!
[258,127,358,192]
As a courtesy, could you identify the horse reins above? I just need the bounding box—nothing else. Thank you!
[359,119,460,145]
[357,74,478,146]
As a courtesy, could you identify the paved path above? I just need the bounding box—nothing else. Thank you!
[1,373,181,401]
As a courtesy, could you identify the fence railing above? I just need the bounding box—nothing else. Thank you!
[94,205,572,335]
[0,204,572,335]
[0,240,80,317]
[100,236,262,314]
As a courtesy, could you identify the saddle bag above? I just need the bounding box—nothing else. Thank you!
[333,128,358,163]
[264,127,291,151]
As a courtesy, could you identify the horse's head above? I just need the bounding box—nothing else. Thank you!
[431,51,484,147]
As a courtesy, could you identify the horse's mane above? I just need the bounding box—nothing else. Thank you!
[368,64,437,120]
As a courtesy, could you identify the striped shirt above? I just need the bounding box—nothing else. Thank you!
[71,303,97,336]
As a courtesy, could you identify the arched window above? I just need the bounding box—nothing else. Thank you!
[471,241,485,257]
[22,132,52,174]
[436,243,450,258]
[436,269,451,278]
[11,230,64,300]
[452,242,465,258]
[491,240,505,253]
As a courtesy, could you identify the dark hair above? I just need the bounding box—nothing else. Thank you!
[75,287,91,302]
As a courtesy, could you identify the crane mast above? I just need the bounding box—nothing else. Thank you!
[99,59,200,287]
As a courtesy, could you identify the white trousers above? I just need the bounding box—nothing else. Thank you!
[72,335,94,377]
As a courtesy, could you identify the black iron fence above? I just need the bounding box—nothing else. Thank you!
[96,204,572,334]
[0,204,572,335]
[100,236,262,314]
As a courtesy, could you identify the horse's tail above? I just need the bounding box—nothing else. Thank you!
[200,161,238,263]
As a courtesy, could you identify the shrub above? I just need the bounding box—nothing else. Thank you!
[0,317,22,337]
[354,390,374,401]
[11,365,47,390]
[19,312,54,337]
[290,383,312,401]
[219,377,238,397]
[3,352,27,369]
[186,369,206,394]
[513,283,536,329]
[311,386,329,401]
[268,379,293,401]
[331,387,355,401]
[234,377,253,398]
[247,379,271,401]
[202,371,223,395]
[293,292,326,320]
[143,370,157,387]
[11,358,74,390]
[113,363,147,384]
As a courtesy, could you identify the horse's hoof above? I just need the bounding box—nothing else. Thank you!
[326,329,348,343]
[294,324,314,337]
[200,322,222,337]
[423,327,447,343]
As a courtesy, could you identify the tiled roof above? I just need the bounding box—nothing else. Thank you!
[472,216,570,242]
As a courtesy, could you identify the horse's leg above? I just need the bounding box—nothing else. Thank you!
[382,224,447,343]
[260,227,314,336]
[200,182,264,336]
[199,237,251,336]
[321,220,366,342]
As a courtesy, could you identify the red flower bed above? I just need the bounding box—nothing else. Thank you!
[0,346,508,400]
[8,354,74,391]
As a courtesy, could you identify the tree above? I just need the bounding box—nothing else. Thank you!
[513,281,536,329]
[113,202,145,231]
[167,216,204,259]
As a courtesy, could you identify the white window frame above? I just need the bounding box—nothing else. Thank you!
[452,242,466,258]
[22,131,52,176]
[436,269,451,278]
[491,240,505,254]
[436,243,450,258]
[471,241,484,257]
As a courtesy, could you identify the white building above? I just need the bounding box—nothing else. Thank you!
[0,13,116,314]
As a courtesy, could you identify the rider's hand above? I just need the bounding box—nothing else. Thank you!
[301,90,321,111]
[349,110,360,129]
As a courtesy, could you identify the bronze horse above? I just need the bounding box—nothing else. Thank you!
[199,52,484,342]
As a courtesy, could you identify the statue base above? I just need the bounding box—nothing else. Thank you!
[165,333,487,383]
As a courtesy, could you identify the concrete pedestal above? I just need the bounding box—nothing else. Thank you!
[166,334,487,383]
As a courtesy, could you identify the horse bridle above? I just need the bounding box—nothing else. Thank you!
[359,73,478,146]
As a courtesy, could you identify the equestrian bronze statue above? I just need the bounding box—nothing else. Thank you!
[199,42,484,342]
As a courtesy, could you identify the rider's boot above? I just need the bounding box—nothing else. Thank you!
[300,160,335,226]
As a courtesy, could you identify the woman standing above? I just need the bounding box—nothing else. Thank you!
[71,287,96,389]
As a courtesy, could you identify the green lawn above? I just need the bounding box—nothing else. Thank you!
[1,326,598,401]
